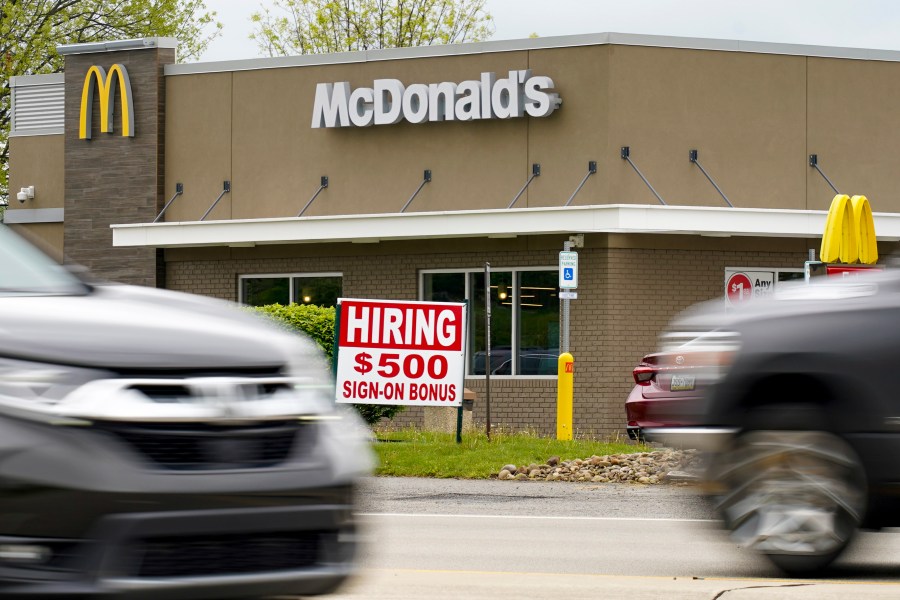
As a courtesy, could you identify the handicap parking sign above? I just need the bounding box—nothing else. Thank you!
[559,251,578,290]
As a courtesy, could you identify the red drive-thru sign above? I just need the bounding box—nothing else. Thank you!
[826,265,884,277]
[335,299,467,407]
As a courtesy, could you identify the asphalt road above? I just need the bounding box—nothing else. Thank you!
[320,477,900,599]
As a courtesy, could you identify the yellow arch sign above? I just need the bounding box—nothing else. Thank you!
[820,194,878,265]
[79,64,134,140]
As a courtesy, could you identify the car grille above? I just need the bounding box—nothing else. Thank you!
[131,531,322,578]
[95,421,314,470]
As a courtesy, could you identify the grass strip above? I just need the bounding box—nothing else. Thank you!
[372,428,651,479]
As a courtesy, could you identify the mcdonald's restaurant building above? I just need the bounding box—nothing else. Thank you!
[8,33,900,437]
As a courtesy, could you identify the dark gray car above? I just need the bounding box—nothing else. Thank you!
[647,271,900,575]
[0,225,372,598]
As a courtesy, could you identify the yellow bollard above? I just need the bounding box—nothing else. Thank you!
[557,353,574,440]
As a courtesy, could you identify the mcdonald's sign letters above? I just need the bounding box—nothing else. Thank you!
[820,194,878,265]
[79,64,134,140]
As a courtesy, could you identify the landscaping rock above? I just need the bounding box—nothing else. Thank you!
[495,449,704,485]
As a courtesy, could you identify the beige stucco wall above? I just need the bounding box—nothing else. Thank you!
[806,57,900,211]
[164,46,613,220]
[229,50,533,218]
[162,42,900,221]
[6,135,66,259]
[164,73,233,222]
[7,135,65,211]
[606,46,808,209]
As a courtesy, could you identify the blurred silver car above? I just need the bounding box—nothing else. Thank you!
[0,225,372,598]
[646,271,900,575]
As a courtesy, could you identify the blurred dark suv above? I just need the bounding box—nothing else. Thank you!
[646,272,900,575]
[0,225,371,599]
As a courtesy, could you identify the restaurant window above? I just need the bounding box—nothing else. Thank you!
[421,268,559,377]
[240,273,343,307]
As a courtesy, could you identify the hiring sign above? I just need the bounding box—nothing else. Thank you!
[335,299,467,407]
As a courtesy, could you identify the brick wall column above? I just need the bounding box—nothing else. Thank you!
[62,39,175,286]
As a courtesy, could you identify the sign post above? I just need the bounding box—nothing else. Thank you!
[334,299,467,410]
[558,249,578,352]
[484,263,492,442]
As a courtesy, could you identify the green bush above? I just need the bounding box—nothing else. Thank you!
[249,303,404,426]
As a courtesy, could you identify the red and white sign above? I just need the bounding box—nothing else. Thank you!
[725,272,752,304]
[335,299,467,407]
[826,265,884,277]
[725,270,775,306]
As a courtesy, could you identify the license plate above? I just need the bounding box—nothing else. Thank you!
[670,375,695,392]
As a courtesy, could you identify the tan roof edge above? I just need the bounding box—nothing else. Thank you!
[164,31,900,77]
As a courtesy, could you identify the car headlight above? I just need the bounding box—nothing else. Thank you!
[0,357,109,420]
[282,343,338,415]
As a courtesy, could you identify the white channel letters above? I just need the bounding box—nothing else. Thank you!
[312,70,561,128]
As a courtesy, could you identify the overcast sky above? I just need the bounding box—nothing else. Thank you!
[199,0,900,62]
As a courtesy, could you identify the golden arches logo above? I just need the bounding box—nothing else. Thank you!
[79,64,134,140]
[820,194,878,265]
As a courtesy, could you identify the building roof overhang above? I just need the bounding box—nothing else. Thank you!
[110,204,900,249]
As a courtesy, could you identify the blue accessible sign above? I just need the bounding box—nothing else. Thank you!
[559,251,578,290]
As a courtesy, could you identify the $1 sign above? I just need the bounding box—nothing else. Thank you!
[725,272,753,305]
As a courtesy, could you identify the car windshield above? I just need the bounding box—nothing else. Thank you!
[0,225,87,296]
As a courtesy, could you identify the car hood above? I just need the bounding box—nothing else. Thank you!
[0,284,312,371]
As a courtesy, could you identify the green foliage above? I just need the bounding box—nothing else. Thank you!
[250,0,494,56]
[373,429,651,478]
[252,303,337,360]
[0,0,223,205]
[249,303,404,425]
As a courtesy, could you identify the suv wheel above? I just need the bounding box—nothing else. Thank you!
[709,430,866,575]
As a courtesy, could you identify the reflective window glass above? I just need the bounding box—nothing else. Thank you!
[469,271,513,374]
[517,271,560,375]
[241,277,289,306]
[292,276,342,307]
[422,268,559,376]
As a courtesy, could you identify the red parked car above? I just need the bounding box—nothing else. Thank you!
[626,344,734,441]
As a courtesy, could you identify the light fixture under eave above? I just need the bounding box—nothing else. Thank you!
[498,284,508,300]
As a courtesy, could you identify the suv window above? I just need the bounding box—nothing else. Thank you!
[0,226,86,296]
